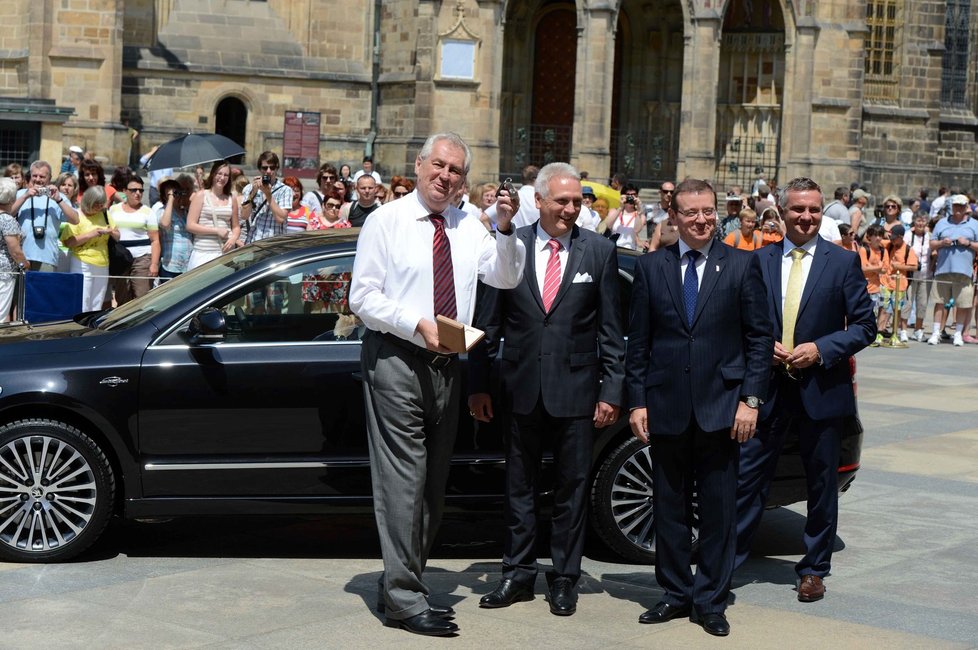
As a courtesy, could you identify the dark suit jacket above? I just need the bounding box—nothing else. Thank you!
[757,237,876,421]
[469,224,625,418]
[625,241,772,435]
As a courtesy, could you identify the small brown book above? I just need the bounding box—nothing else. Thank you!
[436,315,486,353]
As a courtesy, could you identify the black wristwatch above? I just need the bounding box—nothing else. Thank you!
[741,395,763,409]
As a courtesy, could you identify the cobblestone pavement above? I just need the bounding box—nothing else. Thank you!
[1,341,976,648]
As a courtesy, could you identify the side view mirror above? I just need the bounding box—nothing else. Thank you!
[187,307,227,343]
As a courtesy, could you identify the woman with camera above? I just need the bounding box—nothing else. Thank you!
[157,175,195,279]
[603,183,646,250]
[187,162,240,270]
[60,186,119,312]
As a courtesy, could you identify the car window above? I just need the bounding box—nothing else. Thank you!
[213,255,359,344]
[94,248,272,331]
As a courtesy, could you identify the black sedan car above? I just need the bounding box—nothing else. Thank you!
[0,231,862,564]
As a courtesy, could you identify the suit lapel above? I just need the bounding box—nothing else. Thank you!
[520,226,545,313]
[691,242,727,328]
[548,226,584,313]
[767,242,785,328]
[797,237,829,320]
[661,244,686,329]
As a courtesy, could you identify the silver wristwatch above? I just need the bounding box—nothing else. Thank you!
[742,395,762,409]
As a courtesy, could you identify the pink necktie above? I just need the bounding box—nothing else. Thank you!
[429,214,457,319]
[542,238,562,312]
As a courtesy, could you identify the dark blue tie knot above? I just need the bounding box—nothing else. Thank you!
[685,249,701,262]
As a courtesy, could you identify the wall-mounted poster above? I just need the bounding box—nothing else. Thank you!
[282,111,320,178]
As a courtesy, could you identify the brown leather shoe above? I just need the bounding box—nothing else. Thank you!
[798,575,825,602]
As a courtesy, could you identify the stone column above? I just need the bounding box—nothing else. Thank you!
[570,3,618,178]
[778,16,819,181]
[676,11,722,181]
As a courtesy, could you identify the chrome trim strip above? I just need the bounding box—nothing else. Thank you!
[145,460,365,471]
[144,456,506,471]
[147,339,362,351]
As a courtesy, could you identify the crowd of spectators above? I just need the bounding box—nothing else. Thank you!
[592,175,978,348]
[0,147,429,320]
[3,145,978,346]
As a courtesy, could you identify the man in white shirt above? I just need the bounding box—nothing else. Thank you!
[352,155,383,184]
[513,165,541,229]
[350,132,526,637]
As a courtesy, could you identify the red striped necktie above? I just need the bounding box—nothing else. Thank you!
[542,238,562,312]
[429,214,457,320]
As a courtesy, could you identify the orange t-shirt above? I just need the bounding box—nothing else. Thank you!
[724,230,764,251]
[859,245,889,294]
[880,241,918,291]
[760,231,783,246]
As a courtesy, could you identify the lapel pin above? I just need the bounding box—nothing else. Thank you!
[716,264,720,272]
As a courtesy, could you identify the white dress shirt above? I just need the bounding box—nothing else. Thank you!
[533,224,573,299]
[677,238,714,290]
[350,190,527,347]
[780,235,820,310]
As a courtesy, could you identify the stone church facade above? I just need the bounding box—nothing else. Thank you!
[3,0,977,197]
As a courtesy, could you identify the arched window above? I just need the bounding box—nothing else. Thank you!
[215,97,247,164]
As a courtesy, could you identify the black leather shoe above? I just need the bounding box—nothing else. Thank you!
[384,610,459,636]
[548,577,577,616]
[377,601,455,618]
[699,612,730,637]
[479,578,534,608]
[638,601,691,624]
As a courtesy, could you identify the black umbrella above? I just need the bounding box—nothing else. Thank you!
[145,133,246,171]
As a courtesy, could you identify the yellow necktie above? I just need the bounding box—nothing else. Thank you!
[782,248,806,351]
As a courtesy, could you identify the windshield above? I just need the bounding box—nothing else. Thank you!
[92,248,278,331]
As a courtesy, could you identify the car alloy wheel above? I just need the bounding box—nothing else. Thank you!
[0,420,115,563]
[590,437,699,564]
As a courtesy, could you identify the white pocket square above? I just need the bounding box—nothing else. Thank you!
[572,272,593,283]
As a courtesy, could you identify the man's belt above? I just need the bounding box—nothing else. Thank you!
[379,331,457,369]
[121,238,152,248]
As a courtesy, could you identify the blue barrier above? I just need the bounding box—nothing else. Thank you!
[24,271,83,322]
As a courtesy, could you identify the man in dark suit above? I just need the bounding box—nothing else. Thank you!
[735,177,875,602]
[469,162,625,617]
[625,178,772,637]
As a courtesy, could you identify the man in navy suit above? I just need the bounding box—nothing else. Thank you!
[469,162,625,617]
[625,178,772,637]
[735,177,875,602]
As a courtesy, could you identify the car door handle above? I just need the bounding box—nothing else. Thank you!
[351,372,363,383]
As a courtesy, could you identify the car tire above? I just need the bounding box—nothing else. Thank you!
[0,419,116,563]
[590,437,699,564]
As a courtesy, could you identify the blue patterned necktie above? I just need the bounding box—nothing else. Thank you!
[683,249,701,327]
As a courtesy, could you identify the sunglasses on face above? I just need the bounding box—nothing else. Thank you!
[325,202,342,210]
[322,175,336,181]
[127,187,144,193]
[260,165,277,171]
[393,190,409,197]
